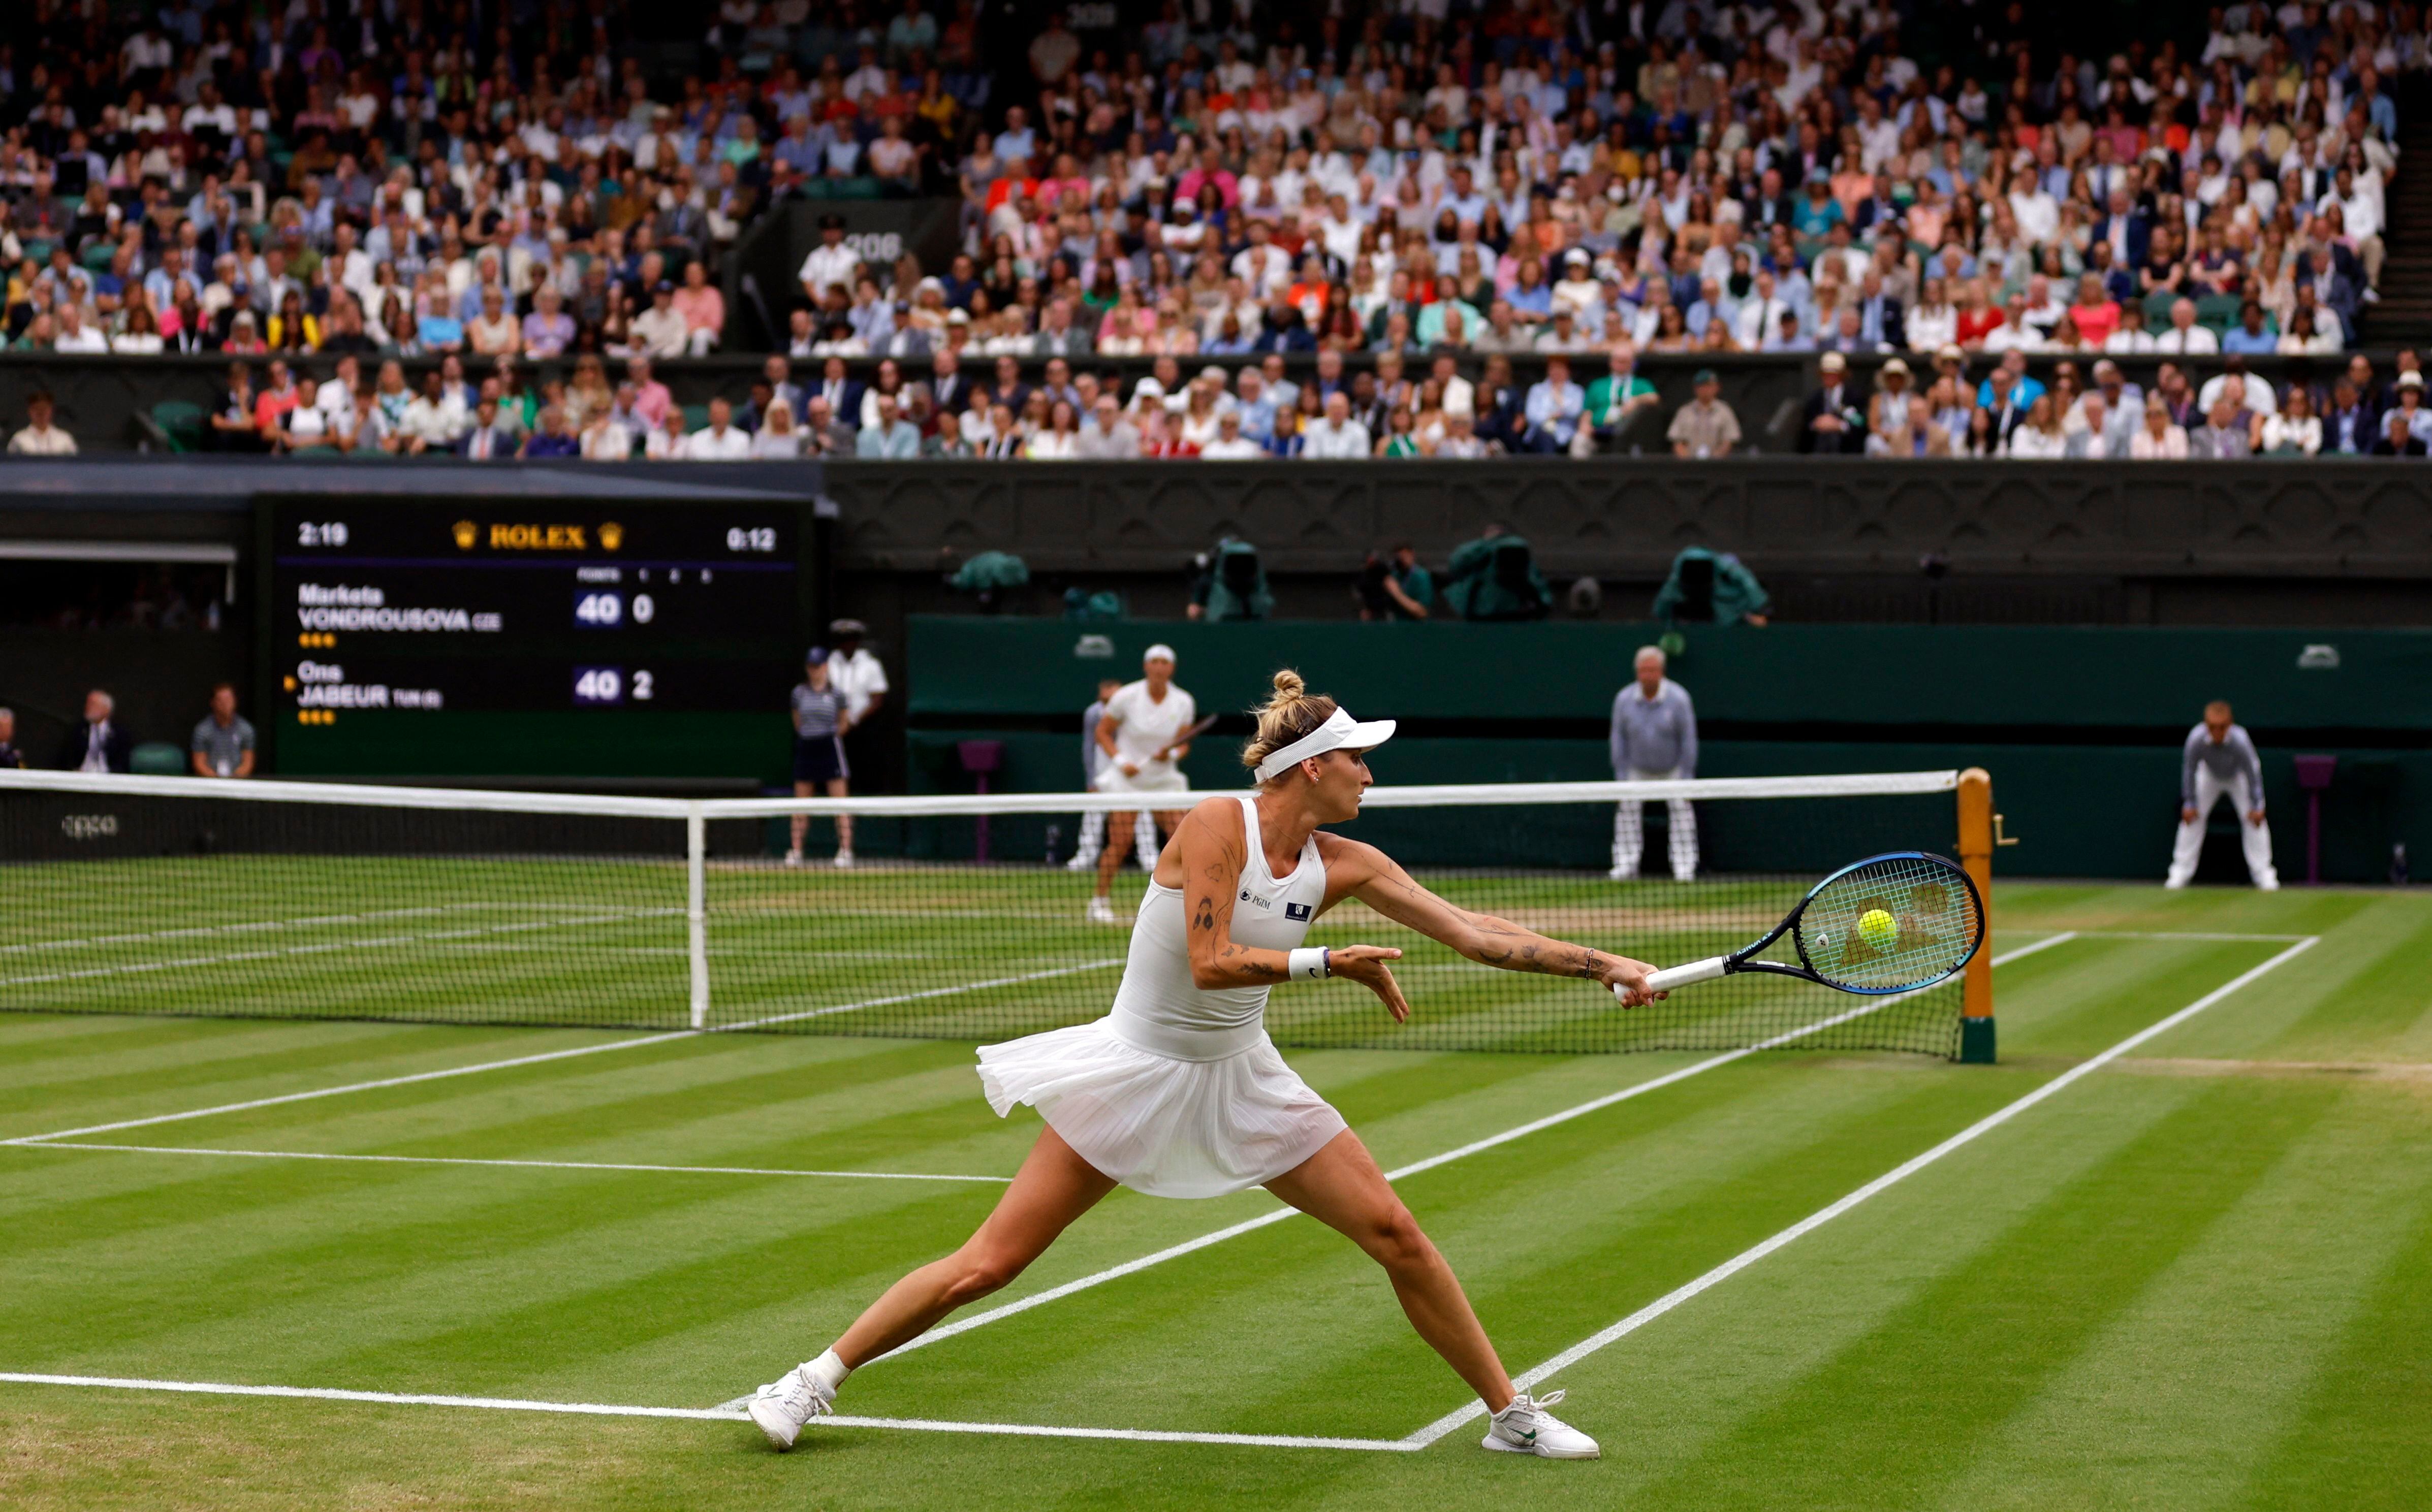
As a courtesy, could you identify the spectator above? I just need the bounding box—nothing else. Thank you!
[2130,400,2190,460]
[520,406,582,459]
[2371,410,2427,458]
[57,690,131,774]
[0,707,25,769]
[685,398,754,460]
[2005,396,2068,459]
[856,394,923,458]
[1584,344,1659,448]
[2262,391,2324,457]
[1201,410,1264,460]
[585,405,640,461]
[189,683,257,779]
[1608,646,1699,883]
[1800,352,1866,454]
[673,261,725,355]
[633,281,690,358]
[2190,400,2259,459]
[1078,395,1140,459]
[2221,301,2279,356]
[457,397,518,460]
[1302,392,1371,459]
[8,392,77,455]
[798,215,861,306]
[1667,369,1741,458]
[1521,356,1586,455]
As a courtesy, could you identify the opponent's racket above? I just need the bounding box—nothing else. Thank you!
[1618,851,1985,999]
[1149,715,1220,762]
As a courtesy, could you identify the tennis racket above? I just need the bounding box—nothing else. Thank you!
[1149,716,1220,762]
[1617,851,1985,1000]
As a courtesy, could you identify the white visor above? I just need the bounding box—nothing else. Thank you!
[1253,706,1398,782]
[1142,642,1177,665]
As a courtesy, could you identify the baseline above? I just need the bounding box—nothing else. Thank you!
[0,1372,1412,1453]
[878,932,2081,1359]
[7,1142,1008,1183]
[1402,934,2320,1448]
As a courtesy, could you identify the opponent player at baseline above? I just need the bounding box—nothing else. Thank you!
[1085,643,1195,924]
[745,671,1664,1460]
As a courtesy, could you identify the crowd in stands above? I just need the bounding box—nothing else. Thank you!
[0,1,2422,459]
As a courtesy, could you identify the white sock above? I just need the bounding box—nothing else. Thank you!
[803,1348,850,1396]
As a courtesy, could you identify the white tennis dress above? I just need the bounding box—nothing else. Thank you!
[977,796,1348,1198]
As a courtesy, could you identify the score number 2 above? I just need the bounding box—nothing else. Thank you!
[574,668,655,704]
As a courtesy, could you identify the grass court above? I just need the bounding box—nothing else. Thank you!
[2,881,2427,1509]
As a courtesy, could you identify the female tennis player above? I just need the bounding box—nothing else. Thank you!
[746,671,1662,1459]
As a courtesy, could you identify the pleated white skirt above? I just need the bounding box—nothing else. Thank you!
[976,1017,1347,1199]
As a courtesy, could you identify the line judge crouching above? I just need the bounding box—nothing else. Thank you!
[1087,643,1196,924]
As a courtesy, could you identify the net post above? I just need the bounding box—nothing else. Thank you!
[1955,767,1997,1064]
[685,802,709,1031]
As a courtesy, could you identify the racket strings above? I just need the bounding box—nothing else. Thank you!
[1792,855,1982,992]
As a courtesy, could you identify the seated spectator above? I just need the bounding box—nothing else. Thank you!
[2190,400,2259,459]
[2130,399,2189,460]
[584,405,639,460]
[2004,396,2067,459]
[2221,301,2279,355]
[56,689,131,773]
[189,684,256,779]
[2372,409,2428,457]
[673,261,725,354]
[2261,390,2324,457]
[1521,355,1586,455]
[520,406,581,459]
[1667,370,1740,458]
[457,396,519,460]
[2323,380,2378,456]
[1302,392,1371,459]
[1801,352,1866,454]
[1201,410,1265,460]
[0,706,25,769]
[8,392,77,455]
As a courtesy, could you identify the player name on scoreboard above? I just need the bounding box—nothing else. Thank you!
[269,502,800,724]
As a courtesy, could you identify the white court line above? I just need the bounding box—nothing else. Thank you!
[1402,934,2321,1448]
[0,911,683,991]
[2065,930,2314,942]
[878,934,2081,1360]
[8,1142,1008,1184]
[3,958,1126,1147]
[0,1372,1411,1452]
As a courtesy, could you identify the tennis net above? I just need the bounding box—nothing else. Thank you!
[0,768,1973,1057]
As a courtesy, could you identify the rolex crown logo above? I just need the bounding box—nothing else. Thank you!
[598,522,624,552]
[452,519,478,550]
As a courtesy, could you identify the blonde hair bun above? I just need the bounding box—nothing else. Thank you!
[1271,669,1305,699]
[1241,667,1338,776]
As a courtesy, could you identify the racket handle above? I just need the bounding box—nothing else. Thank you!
[1635,957,1730,994]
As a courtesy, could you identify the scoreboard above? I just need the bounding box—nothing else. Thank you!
[258,499,808,776]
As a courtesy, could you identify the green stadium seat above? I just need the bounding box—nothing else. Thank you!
[150,400,204,453]
[129,743,185,776]
[681,403,709,432]
[2195,294,2243,332]
[80,240,117,272]
[2144,291,2177,334]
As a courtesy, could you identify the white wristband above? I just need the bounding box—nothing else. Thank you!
[1286,947,1331,981]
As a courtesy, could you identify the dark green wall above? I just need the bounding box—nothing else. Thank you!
[907,618,2428,883]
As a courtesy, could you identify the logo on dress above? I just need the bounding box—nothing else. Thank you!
[1285,902,1313,921]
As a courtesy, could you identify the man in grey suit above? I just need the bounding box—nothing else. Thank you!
[1030,299,1094,359]
[1609,646,1699,882]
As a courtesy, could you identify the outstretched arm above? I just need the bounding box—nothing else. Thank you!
[1177,800,1408,1016]
[1325,835,1664,1007]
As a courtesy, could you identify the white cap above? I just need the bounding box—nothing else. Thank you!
[1253,706,1398,782]
[1142,642,1178,665]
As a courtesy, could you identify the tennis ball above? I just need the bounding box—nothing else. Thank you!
[1858,909,1899,952]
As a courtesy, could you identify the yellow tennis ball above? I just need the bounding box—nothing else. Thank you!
[1858,909,1899,952]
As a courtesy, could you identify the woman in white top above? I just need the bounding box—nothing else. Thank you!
[744,671,1660,1458]
[1086,644,1198,922]
[2003,395,2068,458]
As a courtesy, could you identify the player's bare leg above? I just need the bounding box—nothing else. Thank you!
[743,1128,1115,1449]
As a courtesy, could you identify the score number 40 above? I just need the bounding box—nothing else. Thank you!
[574,591,653,627]
[574,667,655,705]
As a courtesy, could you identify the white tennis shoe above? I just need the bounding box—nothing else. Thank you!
[783,849,803,867]
[1481,1389,1599,1459]
[746,1363,836,1451]
[1085,895,1118,924]
[833,849,856,868]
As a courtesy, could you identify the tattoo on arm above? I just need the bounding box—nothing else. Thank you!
[1193,895,1215,931]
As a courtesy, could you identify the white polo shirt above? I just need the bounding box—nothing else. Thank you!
[830,647,890,723]
[1101,679,1196,771]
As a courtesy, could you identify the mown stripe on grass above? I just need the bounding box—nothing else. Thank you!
[1932,1079,2432,1511]
[1609,1075,2338,1510]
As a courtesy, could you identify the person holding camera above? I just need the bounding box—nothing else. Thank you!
[1357,544,1435,621]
